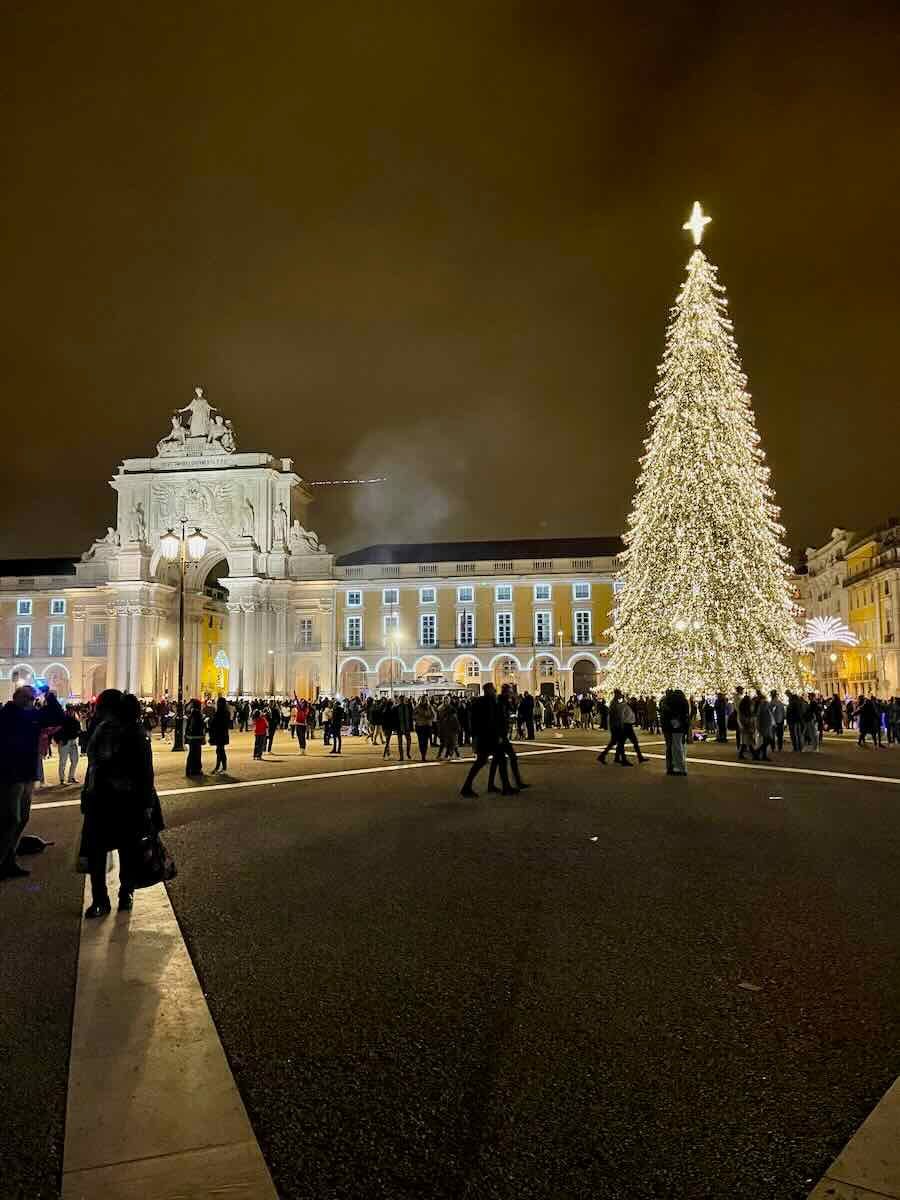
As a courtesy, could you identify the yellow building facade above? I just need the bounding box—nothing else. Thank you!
[333,538,619,697]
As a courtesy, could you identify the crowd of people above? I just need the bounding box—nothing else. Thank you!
[3,678,899,904]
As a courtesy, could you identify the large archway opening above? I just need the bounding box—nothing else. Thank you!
[340,659,368,697]
[45,664,71,699]
[414,656,446,684]
[572,657,597,694]
[452,655,481,691]
[492,656,521,690]
[533,655,559,698]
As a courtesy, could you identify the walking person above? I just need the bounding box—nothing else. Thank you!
[857,694,879,748]
[267,701,280,753]
[0,686,64,879]
[597,689,629,765]
[660,688,689,775]
[208,696,231,774]
[620,696,647,763]
[437,700,461,759]
[460,683,512,797]
[520,691,536,739]
[413,696,435,761]
[755,690,773,761]
[54,704,82,785]
[79,691,163,918]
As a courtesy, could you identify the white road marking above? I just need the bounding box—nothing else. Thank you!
[30,746,582,810]
[569,744,900,787]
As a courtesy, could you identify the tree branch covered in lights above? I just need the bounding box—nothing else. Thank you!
[605,208,802,696]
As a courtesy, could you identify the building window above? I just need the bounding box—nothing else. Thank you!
[50,598,66,615]
[16,625,31,656]
[384,612,400,640]
[573,582,591,601]
[49,624,65,656]
[419,586,437,604]
[346,590,362,608]
[383,587,400,606]
[87,622,108,655]
[534,610,553,645]
[298,617,313,648]
[457,610,474,645]
[495,584,512,603]
[457,585,474,603]
[346,616,362,649]
[539,658,556,676]
[465,660,480,679]
[420,614,437,646]
[496,612,513,645]
[534,583,551,601]
[17,599,32,617]
[574,610,592,643]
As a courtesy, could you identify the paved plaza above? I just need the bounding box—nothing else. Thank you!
[4,728,900,1199]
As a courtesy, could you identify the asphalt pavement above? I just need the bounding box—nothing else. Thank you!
[156,733,900,1199]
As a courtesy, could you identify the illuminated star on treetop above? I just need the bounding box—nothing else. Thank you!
[682,200,712,246]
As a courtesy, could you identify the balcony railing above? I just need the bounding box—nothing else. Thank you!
[340,637,600,653]
[0,648,71,659]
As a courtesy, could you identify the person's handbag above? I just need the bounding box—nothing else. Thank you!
[125,832,177,889]
[727,712,738,731]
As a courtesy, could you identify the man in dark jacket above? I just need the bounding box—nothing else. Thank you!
[519,691,536,739]
[0,686,64,878]
[460,683,512,797]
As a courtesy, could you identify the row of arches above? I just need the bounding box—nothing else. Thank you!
[6,662,106,699]
[338,653,602,695]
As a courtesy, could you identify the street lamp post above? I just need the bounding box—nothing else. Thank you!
[160,523,207,752]
[268,648,275,696]
[557,629,564,697]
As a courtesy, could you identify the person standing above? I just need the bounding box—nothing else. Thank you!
[267,700,280,752]
[207,696,232,774]
[329,699,344,754]
[252,709,268,759]
[54,704,82,785]
[437,700,461,759]
[413,696,435,761]
[770,691,785,752]
[520,691,536,739]
[79,691,163,918]
[857,694,879,748]
[660,688,689,775]
[0,686,64,879]
[714,692,728,742]
[184,700,206,777]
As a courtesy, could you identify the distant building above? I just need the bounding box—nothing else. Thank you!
[800,521,900,695]
[0,393,620,700]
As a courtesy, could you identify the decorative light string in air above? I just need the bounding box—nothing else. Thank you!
[308,477,387,487]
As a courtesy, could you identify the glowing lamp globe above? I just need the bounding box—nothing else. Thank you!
[187,529,208,560]
[159,529,179,561]
[829,653,838,663]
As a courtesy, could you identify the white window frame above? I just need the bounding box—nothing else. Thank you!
[495,584,512,603]
[298,617,314,647]
[345,615,363,649]
[572,582,591,601]
[16,624,32,656]
[50,597,66,615]
[17,599,32,617]
[574,609,592,644]
[534,610,553,645]
[419,613,437,646]
[496,611,513,645]
[383,612,400,639]
[346,589,363,608]
[419,586,437,604]
[457,585,474,603]
[48,623,66,656]
[457,609,475,645]
[383,587,400,606]
[534,583,552,602]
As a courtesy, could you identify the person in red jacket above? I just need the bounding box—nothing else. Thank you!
[252,710,268,760]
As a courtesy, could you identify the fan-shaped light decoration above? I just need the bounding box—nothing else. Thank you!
[800,616,859,648]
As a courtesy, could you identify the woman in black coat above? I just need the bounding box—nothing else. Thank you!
[184,700,206,777]
[80,690,162,918]
[207,696,232,774]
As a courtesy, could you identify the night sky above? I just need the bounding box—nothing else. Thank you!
[5,2,899,561]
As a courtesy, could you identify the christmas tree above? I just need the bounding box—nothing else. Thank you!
[604,203,801,697]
